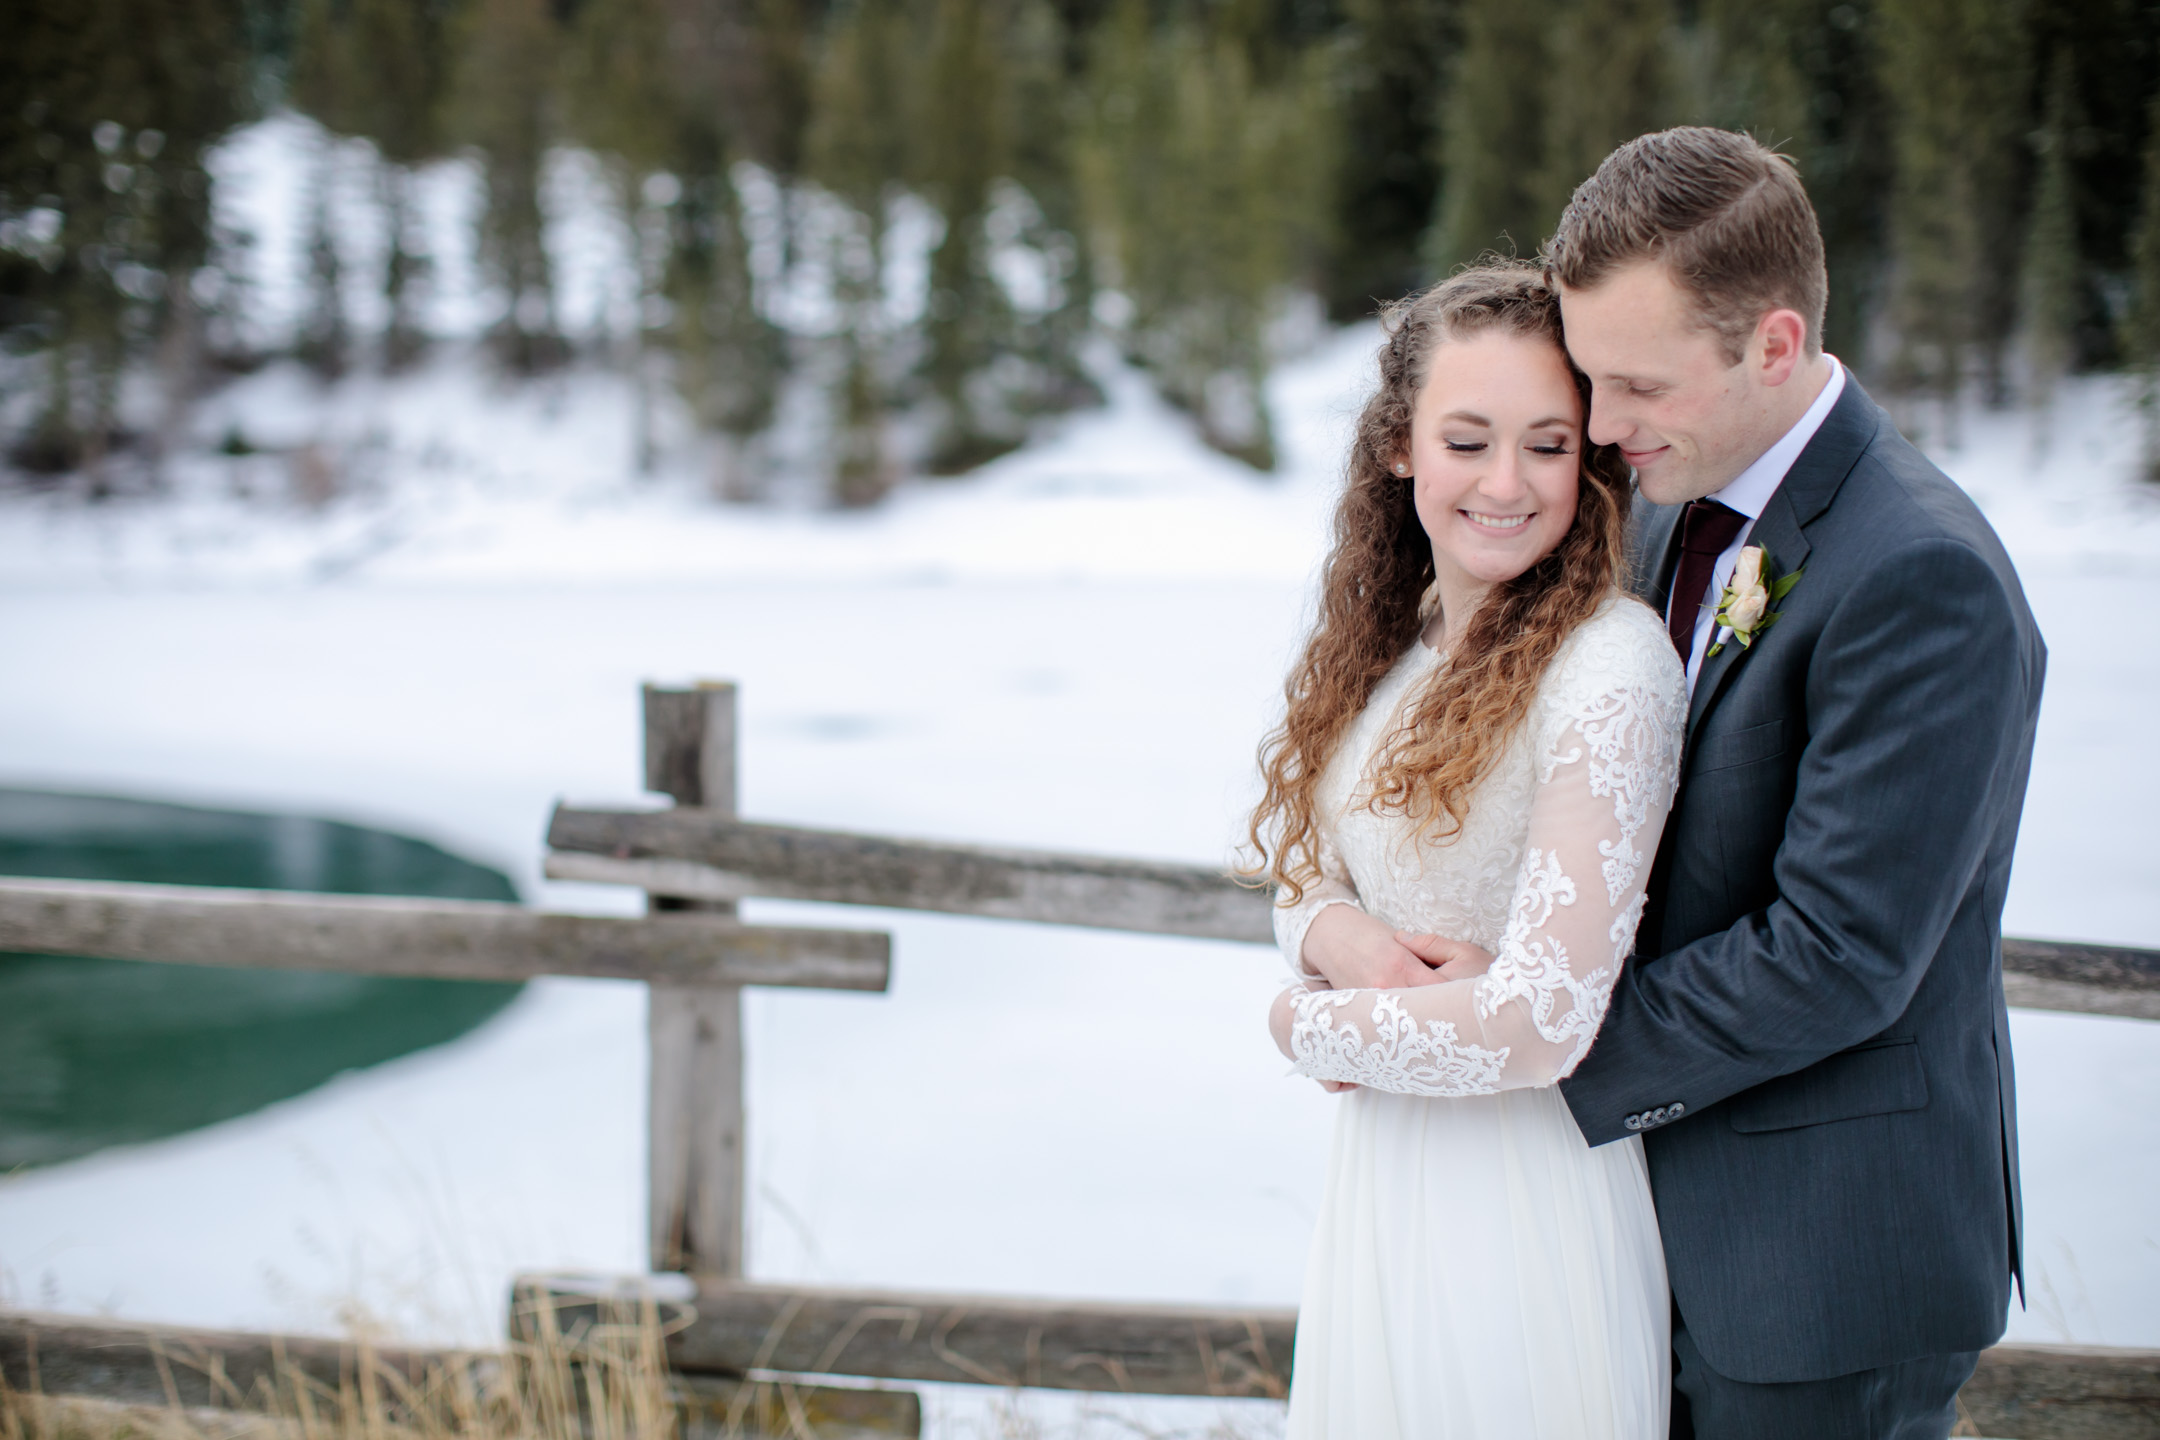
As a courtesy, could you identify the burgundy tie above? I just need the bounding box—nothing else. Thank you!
[1668,499,1748,658]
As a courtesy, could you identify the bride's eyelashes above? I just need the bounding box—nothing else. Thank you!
[1440,440,1576,455]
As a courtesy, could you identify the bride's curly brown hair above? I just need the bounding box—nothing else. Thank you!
[1248,261,1635,904]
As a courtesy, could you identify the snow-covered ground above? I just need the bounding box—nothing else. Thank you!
[3,128,2160,1433]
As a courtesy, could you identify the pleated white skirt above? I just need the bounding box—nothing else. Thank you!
[1285,1084,1669,1440]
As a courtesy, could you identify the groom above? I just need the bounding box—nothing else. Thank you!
[1550,129,2046,1437]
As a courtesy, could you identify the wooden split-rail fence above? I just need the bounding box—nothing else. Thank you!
[1,682,2156,1439]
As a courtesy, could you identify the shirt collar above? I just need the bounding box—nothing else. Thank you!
[1707,354,1846,522]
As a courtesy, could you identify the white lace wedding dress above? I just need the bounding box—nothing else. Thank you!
[1275,596,1686,1439]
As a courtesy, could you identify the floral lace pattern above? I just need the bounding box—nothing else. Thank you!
[1275,599,1687,1097]
[1286,985,1510,1097]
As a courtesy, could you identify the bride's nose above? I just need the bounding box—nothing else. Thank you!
[1479,447,1528,502]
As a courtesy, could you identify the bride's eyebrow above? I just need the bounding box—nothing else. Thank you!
[1439,410,1493,425]
[1524,415,1576,430]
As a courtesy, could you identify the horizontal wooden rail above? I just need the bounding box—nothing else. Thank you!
[2001,939,2160,1022]
[547,807,2160,1020]
[0,1309,448,1411]
[516,1276,2160,1433]
[0,1310,922,1438]
[0,876,889,991]
[519,1276,1293,1399]
[8,1301,2155,1436]
[1958,1342,2160,1439]
[546,807,1276,944]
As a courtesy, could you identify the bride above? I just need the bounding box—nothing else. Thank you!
[1250,262,1686,1438]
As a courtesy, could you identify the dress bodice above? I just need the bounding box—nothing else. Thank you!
[1275,597,1687,1096]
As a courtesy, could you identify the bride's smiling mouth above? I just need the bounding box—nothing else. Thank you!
[1461,510,1534,531]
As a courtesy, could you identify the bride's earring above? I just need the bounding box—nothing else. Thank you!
[1393,461,1410,477]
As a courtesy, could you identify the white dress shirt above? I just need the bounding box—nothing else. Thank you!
[1673,354,1847,694]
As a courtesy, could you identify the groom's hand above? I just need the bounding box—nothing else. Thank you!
[1303,905,1448,990]
[1395,931,1495,981]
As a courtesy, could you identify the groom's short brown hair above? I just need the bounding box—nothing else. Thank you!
[1546,128,1827,363]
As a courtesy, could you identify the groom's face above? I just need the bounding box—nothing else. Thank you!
[1557,261,1764,507]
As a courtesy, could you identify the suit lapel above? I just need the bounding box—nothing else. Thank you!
[1633,501,1685,611]
[1685,489,1807,742]
[1682,373,1882,747]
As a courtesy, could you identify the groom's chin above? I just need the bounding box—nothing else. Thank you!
[1631,464,1688,507]
[1631,458,1719,508]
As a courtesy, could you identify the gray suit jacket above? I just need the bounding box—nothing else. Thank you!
[1560,376,2045,1385]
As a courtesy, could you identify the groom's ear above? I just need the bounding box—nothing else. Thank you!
[1752,307,1810,387]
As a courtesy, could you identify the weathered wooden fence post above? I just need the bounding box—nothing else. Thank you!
[643,682,744,1278]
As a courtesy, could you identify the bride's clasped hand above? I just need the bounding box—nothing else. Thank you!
[1274,916,1494,1093]
[1293,905,1495,990]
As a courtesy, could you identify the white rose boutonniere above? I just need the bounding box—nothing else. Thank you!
[1706,544,1802,658]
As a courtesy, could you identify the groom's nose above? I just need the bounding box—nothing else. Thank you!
[1586,392,1631,448]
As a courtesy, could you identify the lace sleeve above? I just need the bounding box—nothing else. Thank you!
[1272,833,1363,982]
[1281,648,1684,1095]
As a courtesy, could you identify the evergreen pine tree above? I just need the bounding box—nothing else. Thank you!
[1,0,249,481]
[805,0,909,224]
[1683,0,1894,364]
[1682,0,1810,144]
[830,337,892,506]
[448,0,566,374]
[698,0,818,180]
[665,140,783,462]
[915,0,1025,472]
[1428,0,1550,271]
[296,151,351,377]
[2018,49,2081,430]
[1076,0,1328,468]
[805,0,913,501]
[2125,92,2160,481]
[288,0,357,155]
[1877,0,2031,422]
[563,0,676,471]
[2025,0,2160,365]
[1533,0,1677,227]
[1327,0,1453,313]
[290,0,451,369]
[1431,0,1672,273]
[1000,0,1098,416]
[560,0,677,170]
[564,0,785,478]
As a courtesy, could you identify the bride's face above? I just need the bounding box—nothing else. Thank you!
[1401,330,1584,592]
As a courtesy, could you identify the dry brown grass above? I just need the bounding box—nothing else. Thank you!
[0,1298,677,1440]
[0,1296,1288,1440]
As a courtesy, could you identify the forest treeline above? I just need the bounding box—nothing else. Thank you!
[4,0,2160,500]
